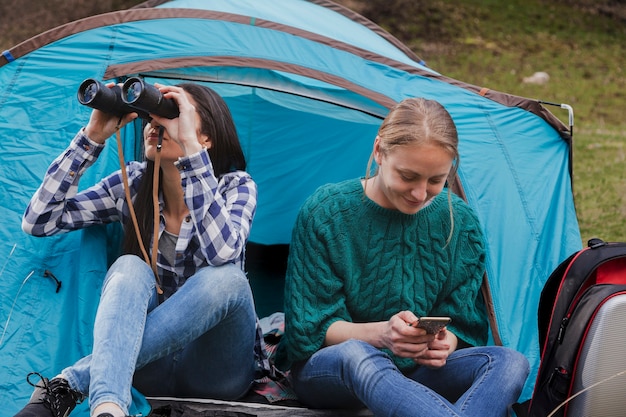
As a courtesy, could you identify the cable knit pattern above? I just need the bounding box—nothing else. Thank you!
[275,178,487,372]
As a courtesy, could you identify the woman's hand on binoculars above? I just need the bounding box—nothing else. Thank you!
[84,83,138,144]
[151,84,205,156]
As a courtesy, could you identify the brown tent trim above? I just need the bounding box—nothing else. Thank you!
[352,57,572,141]
[1,7,417,82]
[0,9,248,66]
[448,177,503,346]
[480,273,503,346]
[0,4,570,141]
[104,56,397,113]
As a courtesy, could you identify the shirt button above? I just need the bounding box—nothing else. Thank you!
[69,171,76,177]
[83,144,90,151]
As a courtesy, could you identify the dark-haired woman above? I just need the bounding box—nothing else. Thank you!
[16,83,263,417]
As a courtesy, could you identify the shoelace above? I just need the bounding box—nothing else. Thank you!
[26,372,83,415]
[26,371,49,391]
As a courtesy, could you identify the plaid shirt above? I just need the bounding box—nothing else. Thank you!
[23,129,271,376]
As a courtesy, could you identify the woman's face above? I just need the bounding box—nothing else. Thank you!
[143,121,181,162]
[372,138,453,214]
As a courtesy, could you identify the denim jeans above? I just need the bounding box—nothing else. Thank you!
[62,255,257,414]
[291,339,529,417]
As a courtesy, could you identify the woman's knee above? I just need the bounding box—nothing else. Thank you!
[103,254,156,292]
[483,346,530,389]
[324,339,394,378]
[334,339,378,360]
[500,347,530,381]
[188,263,251,298]
[294,340,394,407]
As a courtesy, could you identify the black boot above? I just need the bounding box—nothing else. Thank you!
[14,372,84,417]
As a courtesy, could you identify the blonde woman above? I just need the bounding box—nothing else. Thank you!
[276,98,529,417]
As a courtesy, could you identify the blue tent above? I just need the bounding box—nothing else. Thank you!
[0,0,581,413]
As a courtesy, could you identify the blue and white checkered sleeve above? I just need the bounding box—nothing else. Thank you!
[22,130,140,236]
[177,149,257,266]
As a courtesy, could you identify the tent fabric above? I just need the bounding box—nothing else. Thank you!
[0,0,581,413]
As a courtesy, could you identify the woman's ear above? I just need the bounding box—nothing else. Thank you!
[373,135,382,165]
[199,134,212,150]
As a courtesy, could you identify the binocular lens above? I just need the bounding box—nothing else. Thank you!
[80,82,98,104]
[125,81,143,104]
[121,77,179,119]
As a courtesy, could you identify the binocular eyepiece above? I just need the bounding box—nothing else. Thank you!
[77,77,179,119]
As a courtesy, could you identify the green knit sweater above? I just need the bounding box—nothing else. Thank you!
[275,178,488,372]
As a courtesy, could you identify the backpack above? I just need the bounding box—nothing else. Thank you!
[525,238,626,417]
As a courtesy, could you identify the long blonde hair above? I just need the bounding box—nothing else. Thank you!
[364,97,460,241]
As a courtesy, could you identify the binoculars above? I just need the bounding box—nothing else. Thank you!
[77,77,179,119]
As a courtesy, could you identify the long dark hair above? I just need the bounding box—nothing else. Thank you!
[121,83,246,257]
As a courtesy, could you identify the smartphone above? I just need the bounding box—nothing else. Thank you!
[411,316,451,334]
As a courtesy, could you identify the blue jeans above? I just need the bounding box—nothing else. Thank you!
[291,339,529,417]
[62,255,257,414]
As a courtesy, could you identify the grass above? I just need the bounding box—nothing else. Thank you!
[574,126,626,242]
[2,0,625,244]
